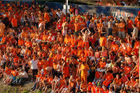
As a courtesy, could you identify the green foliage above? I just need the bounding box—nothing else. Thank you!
[14,87,18,93]
[6,87,10,93]
[21,89,29,93]
[36,90,42,93]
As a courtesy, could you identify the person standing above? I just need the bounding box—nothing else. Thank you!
[118,19,126,39]
[11,15,18,28]
[107,18,113,36]
[29,56,38,81]
[132,24,138,40]
[80,61,89,84]
[127,16,133,36]
[62,21,68,36]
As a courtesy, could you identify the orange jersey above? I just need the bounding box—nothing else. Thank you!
[127,19,133,29]
[99,37,107,47]
[18,39,24,46]
[44,12,50,22]
[11,18,18,27]
[118,22,125,32]
[74,23,80,32]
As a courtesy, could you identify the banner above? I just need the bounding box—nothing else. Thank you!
[77,5,140,20]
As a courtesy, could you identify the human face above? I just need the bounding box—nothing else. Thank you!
[85,30,88,34]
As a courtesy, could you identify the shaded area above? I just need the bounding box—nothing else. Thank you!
[0,80,52,93]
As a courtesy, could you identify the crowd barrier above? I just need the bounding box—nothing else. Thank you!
[78,5,140,20]
[46,2,140,20]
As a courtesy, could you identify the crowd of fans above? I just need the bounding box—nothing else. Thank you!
[97,0,139,6]
[0,1,140,93]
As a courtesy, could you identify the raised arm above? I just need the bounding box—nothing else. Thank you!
[81,27,86,35]
[87,28,91,35]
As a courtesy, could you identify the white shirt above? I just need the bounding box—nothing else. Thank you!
[38,22,44,28]
[30,59,38,70]
[56,12,62,18]
[0,60,5,66]
[109,91,115,93]
[108,21,113,28]
[19,71,28,78]
[21,49,26,55]
[132,27,138,39]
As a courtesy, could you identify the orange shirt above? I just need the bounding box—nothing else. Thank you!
[63,66,70,78]
[114,78,122,85]
[25,49,31,56]
[118,22,125,32]
[70,38,77,46]
[99,61,106,68]
[104,73,114,80]
[134,41,139,49]
[52,10,56,18]
[13,57,19,63]
[126,43,132,55]
[77,49,83,57]
[124,66,131,74]
[18,39,24,46]
[103,90,109,93]
[64,36,70,44]
[136,20,140,30]
[134,16,139,25]
[21,31,28,38]
[25,41,32,48]
[103,73,113,87]
[87,84,93,92]
[5,68,11,75]
[97,23,103,32]
[53,63,57,70]
[38,61,43,69]
[11,18,18,27]
[71,49,77,55]
[91,86,96,93]
[96,87,103,93]
[60,79,65,88]
[74,23,80,32]
[100,37,107,47]
[11,70,18,76]
[84,49,89,57]
[79,22,86,30]
[95,71,102,79]
[44,12,50,22]
[77,39,84,48]
[97,23,103,29]
[80,64,89,77]
[111,44,119,52]
[127,19,133,29]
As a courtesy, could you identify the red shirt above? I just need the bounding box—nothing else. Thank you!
[127,19,133,29]
[57,23,62,30]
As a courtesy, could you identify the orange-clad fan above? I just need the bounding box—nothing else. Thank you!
[0,2,139,93]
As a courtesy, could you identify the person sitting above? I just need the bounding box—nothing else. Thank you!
[16,69,28,85]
